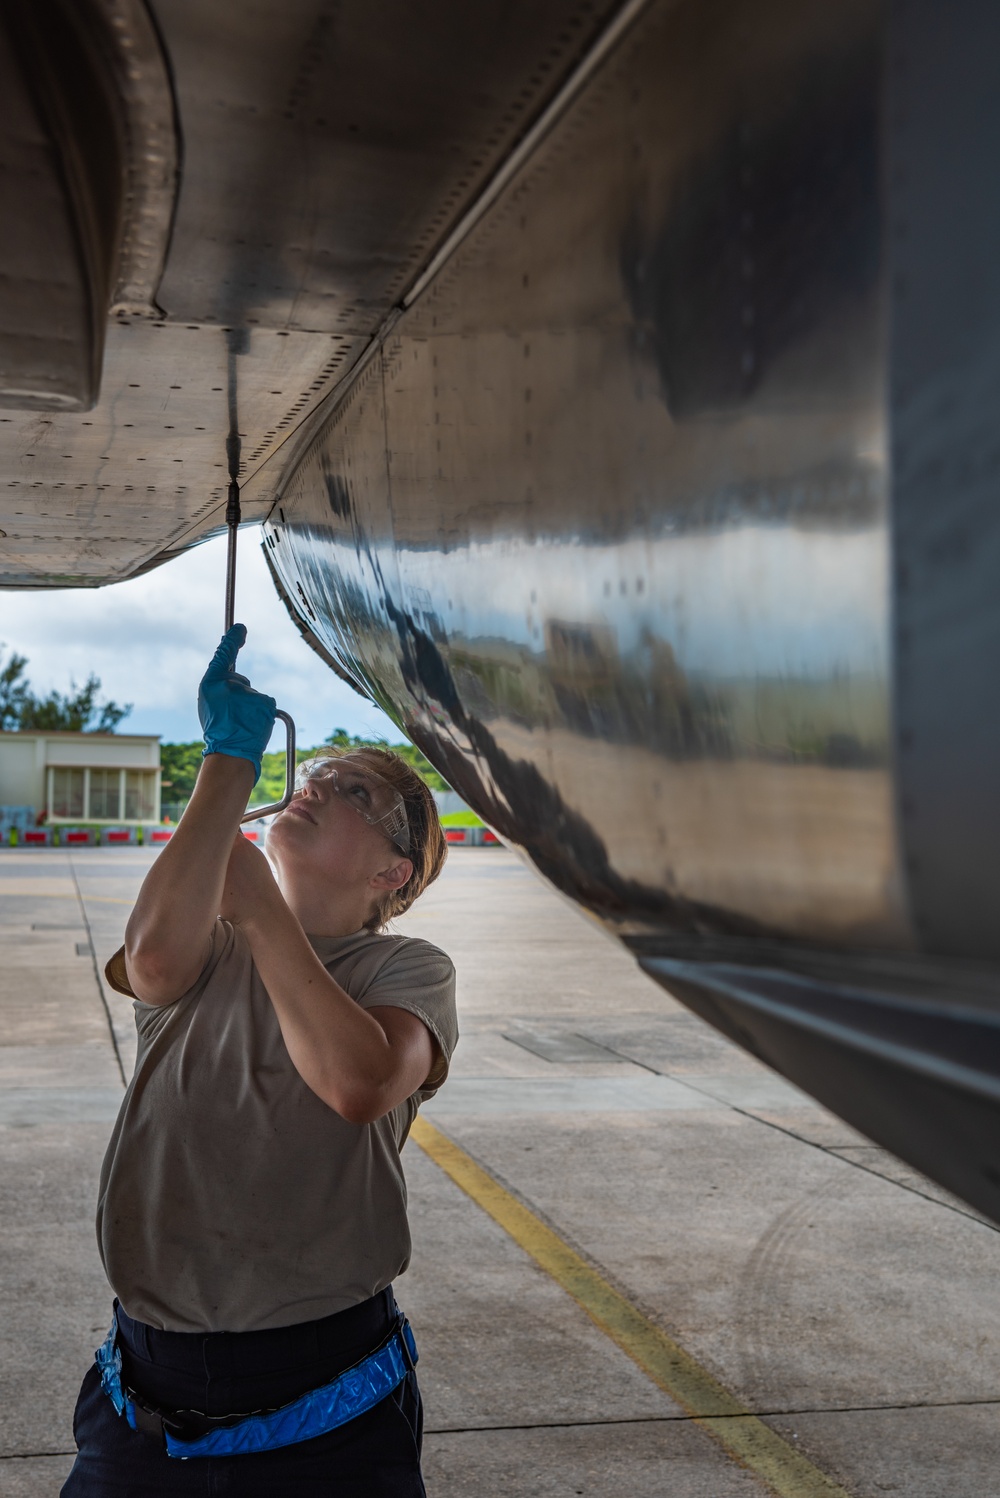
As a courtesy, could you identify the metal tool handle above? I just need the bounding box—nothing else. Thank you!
[224,474,242,632]
[241,709,296,824]
[222,356,296,827]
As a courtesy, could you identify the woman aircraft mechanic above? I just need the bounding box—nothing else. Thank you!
[62,624,457,1497]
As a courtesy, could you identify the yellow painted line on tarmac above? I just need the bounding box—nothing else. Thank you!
[411,1115,851,1498]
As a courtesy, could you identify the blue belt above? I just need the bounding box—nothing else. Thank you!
[95,1307,418,1458]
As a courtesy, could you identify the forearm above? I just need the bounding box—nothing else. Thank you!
[240,899,405,1122]
[125,755,255,1001]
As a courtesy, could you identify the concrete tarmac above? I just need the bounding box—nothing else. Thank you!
[1,844,999,1496]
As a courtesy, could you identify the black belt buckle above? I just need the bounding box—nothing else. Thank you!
[128,1391,214,1447]
[130,1403,167,1443]
[398,1315,417,1373]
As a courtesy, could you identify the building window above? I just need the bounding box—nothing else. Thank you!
[89,768,120,820]
[125,770,155,822]
[52,768,85,819]
[47,765,159,822]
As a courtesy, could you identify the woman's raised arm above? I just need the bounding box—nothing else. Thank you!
[124,625,275,1005]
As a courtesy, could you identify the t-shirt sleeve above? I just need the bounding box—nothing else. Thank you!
[105,919,231,1007]
[105,944,136,997]
[355,938,458,1102]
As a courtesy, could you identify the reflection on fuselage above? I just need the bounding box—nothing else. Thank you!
[258,0,904,948]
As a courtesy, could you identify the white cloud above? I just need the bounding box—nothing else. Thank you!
[0,530,398,746]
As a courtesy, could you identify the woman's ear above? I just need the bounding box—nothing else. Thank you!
[373,857,413,892]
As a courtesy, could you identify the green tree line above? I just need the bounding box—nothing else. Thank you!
[0,648,450,808]
[0,647,131,733]
[161,729,451,812]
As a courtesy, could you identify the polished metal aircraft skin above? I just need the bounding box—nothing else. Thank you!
[4,0,1000,1221]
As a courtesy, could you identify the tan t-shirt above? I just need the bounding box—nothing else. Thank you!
[97,919,457,1333]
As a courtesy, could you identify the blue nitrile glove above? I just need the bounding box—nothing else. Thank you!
[198,624,276,782]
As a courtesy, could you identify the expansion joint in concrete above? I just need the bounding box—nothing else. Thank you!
[0,1449,76,1460]
[68,852,127,1088]
[589,1035,1000,1236]
[425,1395,1000,1437]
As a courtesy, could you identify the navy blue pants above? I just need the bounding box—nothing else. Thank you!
[61,1290,426,1496]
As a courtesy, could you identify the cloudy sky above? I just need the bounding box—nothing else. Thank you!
[0,530,398,748]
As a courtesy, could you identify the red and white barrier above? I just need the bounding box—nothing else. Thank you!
[142,826,174,845]
[59,828,94,846]
[17,827,52,847]
[100,827,137,846]
[444,827,502,846]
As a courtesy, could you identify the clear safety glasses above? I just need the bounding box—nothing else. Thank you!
[293,757,410,856]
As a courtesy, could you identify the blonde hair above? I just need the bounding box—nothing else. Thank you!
[337,746,447,931]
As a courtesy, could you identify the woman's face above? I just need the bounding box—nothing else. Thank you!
[265,754,412,899]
